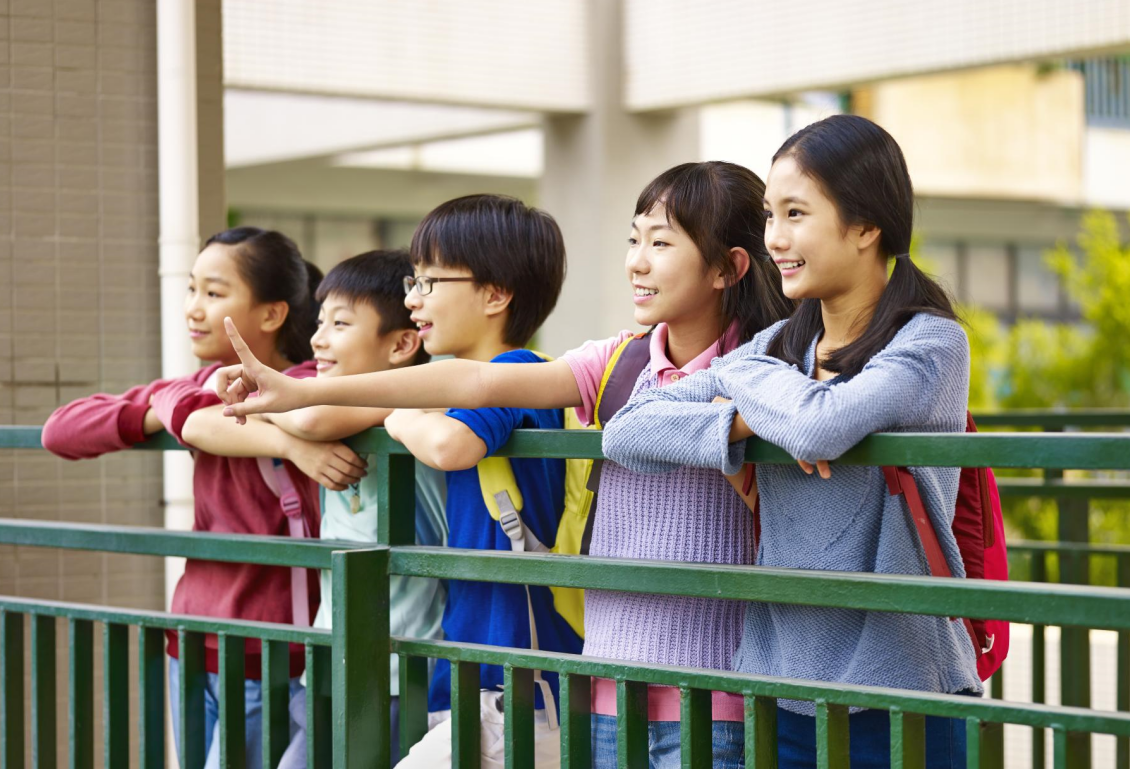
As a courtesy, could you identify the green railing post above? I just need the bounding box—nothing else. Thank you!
[261,638,291,769]
[138,626,165,769]
[1,611,24,769]
[1049,426,1092,768]
[559,673,592,769]
[1118,554,1130,769]
[68,618,94,769]
[103,623,129,769]
[331,547,391,769]
[744,695,777,769]
[218,633,247,769]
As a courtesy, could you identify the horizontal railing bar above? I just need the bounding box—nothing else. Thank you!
[389,548,1130,631]
[2,524,1128,629]
[0,519,343,569]
[996,478,1130,499]
[970,409,1130,428]
[0,596,333,645]
[1008,539,1130,556]
[6,426,1130,470]
[392,637,1130,736]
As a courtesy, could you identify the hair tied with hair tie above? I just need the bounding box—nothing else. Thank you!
[893,253,911,260]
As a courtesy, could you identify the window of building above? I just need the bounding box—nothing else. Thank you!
[963,244,1011,312]
[1016,245,1061,314]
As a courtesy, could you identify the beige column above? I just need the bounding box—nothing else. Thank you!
[538,0,699,355]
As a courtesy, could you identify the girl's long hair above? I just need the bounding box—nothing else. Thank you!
[635,162,794,346]
[206,227,323,363]
[765,115,956,377]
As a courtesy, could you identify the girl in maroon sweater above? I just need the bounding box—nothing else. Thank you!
[42,228,365,768]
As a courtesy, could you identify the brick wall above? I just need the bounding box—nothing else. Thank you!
[0,0,165,762]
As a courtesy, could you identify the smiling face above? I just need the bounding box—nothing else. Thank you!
[310,292,406,377]
[184,243,274,364]
[404,264,501,360]
[625,202,725,330]
[763,155,874,302]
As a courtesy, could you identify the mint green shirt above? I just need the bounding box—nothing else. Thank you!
[314,457,447,696]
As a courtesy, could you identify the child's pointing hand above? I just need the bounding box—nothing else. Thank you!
[216,317,308,423]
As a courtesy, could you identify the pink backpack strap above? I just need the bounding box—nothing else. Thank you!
[882,465,981,661]
[257,457,312,627]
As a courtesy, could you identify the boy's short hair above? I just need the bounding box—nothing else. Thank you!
[316,250,431,365]
[409,194,567,347]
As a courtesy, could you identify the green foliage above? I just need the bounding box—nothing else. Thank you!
[922,211,1130,581]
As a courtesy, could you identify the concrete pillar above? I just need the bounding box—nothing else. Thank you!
[538,0,699,355]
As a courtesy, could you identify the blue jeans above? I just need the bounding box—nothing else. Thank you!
[168,656,303,769]
[591,714,744,769]
[775,705,967,769]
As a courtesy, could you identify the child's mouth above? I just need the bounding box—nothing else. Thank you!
[416,322,434,337]
[633,286,658,305]
[776,259,806,277]
[188,329,209,340]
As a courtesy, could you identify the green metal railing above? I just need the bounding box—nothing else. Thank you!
[0,416,1129,768]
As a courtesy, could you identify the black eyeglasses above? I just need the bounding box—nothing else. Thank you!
[403,275,477,297]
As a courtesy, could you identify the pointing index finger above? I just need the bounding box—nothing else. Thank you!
[224,317,258,368]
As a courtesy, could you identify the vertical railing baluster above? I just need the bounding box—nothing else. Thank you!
[1052,726,1069,769]
[814,701,848,769]
[503,665,534,768]
[32,614,57,769]
[451,660,481,769]
[331,547,390,768]
[1051,441,1092,769]
[744,695,777,769]
[616,680,647,769]
[260,638,291,769]
[178,629,207,769]
[218,633,247,769]
[1117,553,1130,769]
[889,707,925,769]
[678,687,710,769]
[103,623,129,769]
[559,672,591,769]
[67,618,94,769]
[1,611,24,769]
[306,644,332,769]
[1031,552,1047,769]
[138,626,165,769]
[398,654,430,761]
[966,717,982,769]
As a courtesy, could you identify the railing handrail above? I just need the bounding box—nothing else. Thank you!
[5,424,1130,470]
[0,520,1126,631]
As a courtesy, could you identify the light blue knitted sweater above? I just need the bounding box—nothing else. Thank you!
[602,313,983,711]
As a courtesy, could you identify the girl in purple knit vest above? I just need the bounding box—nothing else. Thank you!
[215,162,793,768]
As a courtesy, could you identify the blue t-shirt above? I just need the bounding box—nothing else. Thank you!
[427,349,584,713]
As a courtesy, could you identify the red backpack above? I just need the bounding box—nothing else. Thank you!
[882,412,1010,680]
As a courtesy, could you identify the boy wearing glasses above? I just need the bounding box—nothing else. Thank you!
[218,195,578,767]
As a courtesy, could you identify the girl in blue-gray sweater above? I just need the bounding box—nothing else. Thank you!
[603,114,980,768]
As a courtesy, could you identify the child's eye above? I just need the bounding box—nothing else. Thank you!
[788,209,803,218]
[207,291,222,299]
[627,237,638,246]
[653,240,668,248]
[186,285,196,294]
[763,210,773,220]
[334,320,349,327]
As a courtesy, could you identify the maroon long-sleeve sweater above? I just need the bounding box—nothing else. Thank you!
[41,361,321,678]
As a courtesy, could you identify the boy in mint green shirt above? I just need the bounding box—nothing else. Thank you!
[264,250,447,767]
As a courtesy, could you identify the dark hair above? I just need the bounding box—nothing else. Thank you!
[316,250,431,366]
[635,162,794,345]
[205,227,323,363]
[765,115,956,378]
[409,194,566,347]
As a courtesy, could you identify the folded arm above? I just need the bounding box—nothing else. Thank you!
[384,409,488,472]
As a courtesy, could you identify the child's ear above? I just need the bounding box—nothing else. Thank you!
[853,223,882,253]
[387,328,423,366]
[482,285,514,318]
[259,301,290,334]
[712,247,752,290]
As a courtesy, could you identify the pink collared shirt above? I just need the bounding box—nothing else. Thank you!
[562,322,740,426]
[562,321,747,722]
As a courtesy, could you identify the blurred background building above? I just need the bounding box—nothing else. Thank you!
[0,0,1128,762]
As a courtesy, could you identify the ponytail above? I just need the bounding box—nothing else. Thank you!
[767,255,956,378]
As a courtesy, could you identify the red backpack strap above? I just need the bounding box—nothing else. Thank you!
[882,465,981,660]
[257,457,312,627]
